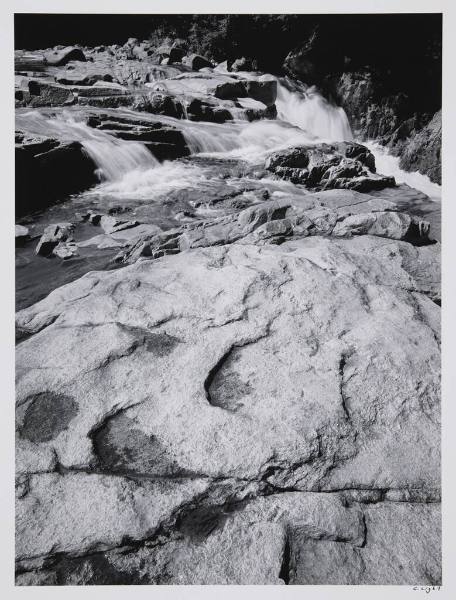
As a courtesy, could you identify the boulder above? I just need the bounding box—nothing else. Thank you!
[215,60,229,72]
[265,143,394,192]
[26,81,75,107]
[213,80,247,100]
[35,223,75,257]
[184,54,213,71]
[85,113,190,161]
[244,80,277,106]
[265,146,310,170]
[52,241,79,260]
[44,46,86,67]
[169,47,186,64]
[16,140,98,217]
[333,211,431,243]
[134,92,185,118]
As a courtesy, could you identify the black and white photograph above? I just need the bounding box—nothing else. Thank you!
[5,0,452,592]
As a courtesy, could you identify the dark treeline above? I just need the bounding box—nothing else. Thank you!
[15,13,441,112]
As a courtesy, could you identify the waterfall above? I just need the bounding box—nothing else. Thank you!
[181,121,241,153]
[15,110,158,181]
[258,75,353,142]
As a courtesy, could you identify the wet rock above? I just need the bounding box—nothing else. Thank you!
[265,146,310,170]
[85,113,190,161]
[35,223,75,256]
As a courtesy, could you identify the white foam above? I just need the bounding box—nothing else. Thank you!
[16,110,158,181]
[366,142,441,201]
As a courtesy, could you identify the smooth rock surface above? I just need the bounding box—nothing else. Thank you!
[16,229,440,584]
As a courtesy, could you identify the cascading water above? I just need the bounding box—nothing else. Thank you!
[271,77,353,142]
[16,70,440,202]
[15,110,158,181]
[365,141,441,202]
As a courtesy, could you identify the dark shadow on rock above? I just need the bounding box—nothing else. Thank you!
[92,412,186,477]
[19,392,78,443]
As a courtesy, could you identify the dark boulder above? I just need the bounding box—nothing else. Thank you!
[26,80,75,107]
[214,80,247,100]
[134,93,185,119]
[35,223,75,257]
[265,147,310,170]
[16,141,98,217]
[44,46,86,67]
[265,142,394,192]
[184,54,213,71]
[244,80,277,106]
[85,114,190,162]
[231,57,255,72]
[187,98,233,123]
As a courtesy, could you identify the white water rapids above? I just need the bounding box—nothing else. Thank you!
[16,76,440,201]
[15,110,158,181]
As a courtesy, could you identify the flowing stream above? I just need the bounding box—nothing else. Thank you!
[16,73,441,310]
[16,110,158,181]
[16,76,441,202]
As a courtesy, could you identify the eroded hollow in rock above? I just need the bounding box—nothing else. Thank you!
[205,347,252,411]
[92,412,186,476]
[19,391,79,443]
